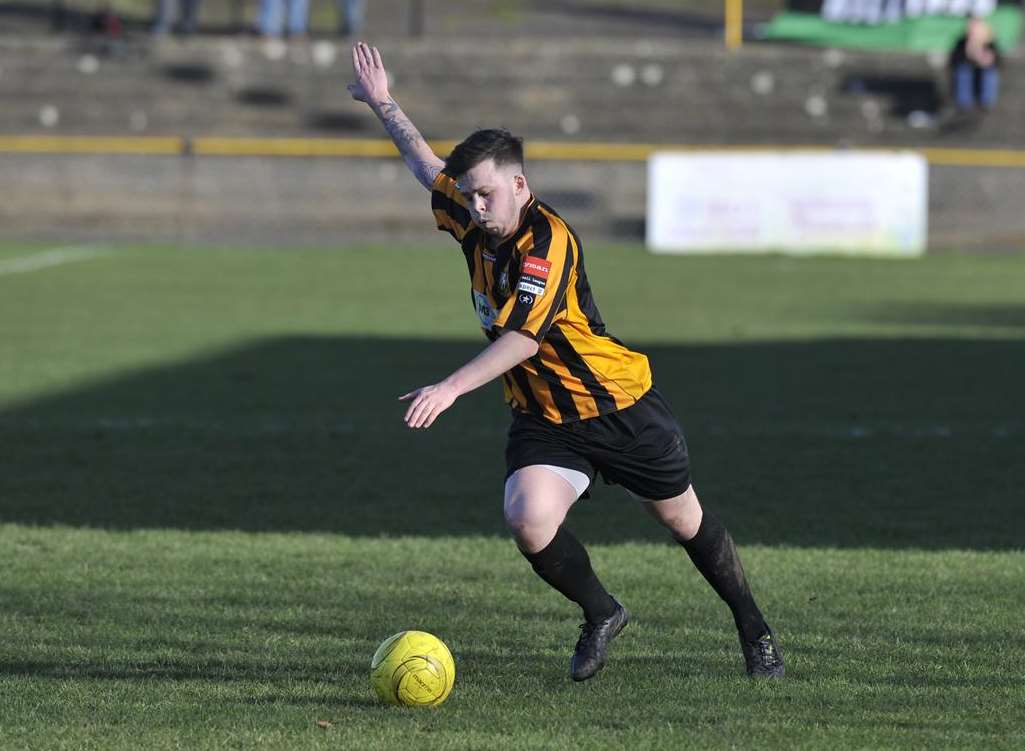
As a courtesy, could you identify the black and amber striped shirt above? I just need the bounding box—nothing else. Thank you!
[431,172,652,424]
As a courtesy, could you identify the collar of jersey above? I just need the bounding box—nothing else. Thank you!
[484,194,538,253]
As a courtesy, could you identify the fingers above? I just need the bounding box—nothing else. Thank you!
[402,391,422,423]
[372,46,383,69]
[422,406,440,429]
[398,385,450,429]
[417,404,440,429]
[351,43,360,73]
[403,392,439,429]
[404,395,429,428]
[358,42,373,71]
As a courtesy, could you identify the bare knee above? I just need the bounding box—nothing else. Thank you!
[504,493,563,552]
[504,492,552,535]
[642,485,703,542]
[504,467,577,553]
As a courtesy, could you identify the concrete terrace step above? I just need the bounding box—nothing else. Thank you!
[1,35,1023,146]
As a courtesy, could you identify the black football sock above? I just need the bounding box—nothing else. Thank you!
[521,526,617,624]
[681,510,769,643]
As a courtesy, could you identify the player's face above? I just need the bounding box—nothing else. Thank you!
[457,159,527,239]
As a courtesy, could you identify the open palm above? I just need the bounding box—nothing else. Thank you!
[347,42,390,104]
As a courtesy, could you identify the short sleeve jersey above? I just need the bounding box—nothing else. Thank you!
[431,171,652,424]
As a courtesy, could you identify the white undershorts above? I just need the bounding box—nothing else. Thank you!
[506,464,592,500]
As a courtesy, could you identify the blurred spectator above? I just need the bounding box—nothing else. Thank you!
[949,16,1001,112]
[259,0,309,37]
[153,0,200,35]
[92,3,123,36]
[338,0,365,36]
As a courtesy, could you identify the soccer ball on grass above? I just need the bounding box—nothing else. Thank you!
[370,630,455,707]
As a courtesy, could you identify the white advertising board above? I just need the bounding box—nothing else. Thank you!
[646,151,928,256]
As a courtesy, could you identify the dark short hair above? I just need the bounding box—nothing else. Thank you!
[444,129,524,178]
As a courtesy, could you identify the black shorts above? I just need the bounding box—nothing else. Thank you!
[505,387,691,501]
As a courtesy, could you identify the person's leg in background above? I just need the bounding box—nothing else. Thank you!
[952,62,977,111]
[179,0,200,34]
[978,66,1000,110]
[258,0,284,37]
[286,0,309,37]
[153,0,177,33]
[339,0,365,35]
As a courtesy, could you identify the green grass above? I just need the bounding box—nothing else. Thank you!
[1,242,1024,749]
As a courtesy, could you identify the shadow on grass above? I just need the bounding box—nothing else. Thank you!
[0,658,361,684]
[860,302,1025,330]
[1,335,1022,549]
[0,652,736,690]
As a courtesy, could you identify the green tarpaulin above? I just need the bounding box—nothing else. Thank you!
[761,5,1022,51]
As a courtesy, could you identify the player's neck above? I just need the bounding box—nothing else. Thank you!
[486,195,533,249]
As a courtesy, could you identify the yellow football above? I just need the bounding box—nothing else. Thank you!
[370,630,456,707]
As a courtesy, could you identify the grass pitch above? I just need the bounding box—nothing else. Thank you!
[1,243,1024,749]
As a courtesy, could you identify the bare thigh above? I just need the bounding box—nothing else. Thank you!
[503,465,583,554]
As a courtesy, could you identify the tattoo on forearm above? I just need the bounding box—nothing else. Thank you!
[377,96,439,189]
[418,164,441,186]
[378,97,425,152]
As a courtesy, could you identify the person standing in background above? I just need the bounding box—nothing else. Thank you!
[153,0,200,35]
[259,0,309,38]
[338,0,366,36]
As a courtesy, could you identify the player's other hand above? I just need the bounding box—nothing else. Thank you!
[399,382,459,429]
[348,42,390,105]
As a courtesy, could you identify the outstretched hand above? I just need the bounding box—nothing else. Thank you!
[399,382,459,429]
[348,41,390,105]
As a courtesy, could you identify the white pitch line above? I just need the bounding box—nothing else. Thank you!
[0,245,112,276]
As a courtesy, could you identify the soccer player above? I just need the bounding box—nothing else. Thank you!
[348,42,784,681]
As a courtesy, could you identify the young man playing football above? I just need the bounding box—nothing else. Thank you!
[348,42,784,681]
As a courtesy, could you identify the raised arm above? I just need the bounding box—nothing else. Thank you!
[348,42,445,191]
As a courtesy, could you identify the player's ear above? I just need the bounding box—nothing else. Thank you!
[513,172,527,195]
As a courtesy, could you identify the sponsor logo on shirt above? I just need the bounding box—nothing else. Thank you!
[522,257,551,279]
[517,255,551,299]
[473,290,498,329]
[517,281,545,296]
